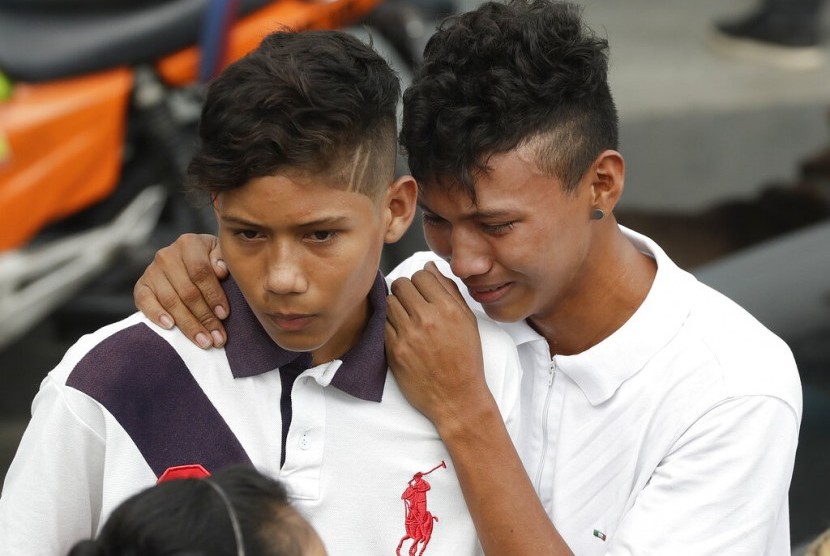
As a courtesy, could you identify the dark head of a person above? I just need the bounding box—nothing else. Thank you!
[187,28,401,202]
[401,0,618,199]
[67,466,326,556]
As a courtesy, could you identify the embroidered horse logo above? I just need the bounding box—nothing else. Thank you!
[396,460,447,556]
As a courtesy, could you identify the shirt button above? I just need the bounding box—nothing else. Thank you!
[298,432,310,450]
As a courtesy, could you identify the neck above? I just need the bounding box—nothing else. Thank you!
[310,296,372,366]
[529,225,657,356]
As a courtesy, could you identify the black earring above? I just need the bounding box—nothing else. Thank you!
[591,208,605,220]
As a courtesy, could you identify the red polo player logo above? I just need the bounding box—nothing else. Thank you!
[396,460,447,556]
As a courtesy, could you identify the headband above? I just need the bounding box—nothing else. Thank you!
[205,479,246,556]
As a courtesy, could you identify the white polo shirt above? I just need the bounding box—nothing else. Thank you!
[0,273,522,556]
[390,227,802,555]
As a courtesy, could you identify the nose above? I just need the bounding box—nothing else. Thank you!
[447,228,491,280]
[265,245,308,295]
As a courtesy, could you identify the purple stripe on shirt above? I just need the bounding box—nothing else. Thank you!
[66,323,251,477]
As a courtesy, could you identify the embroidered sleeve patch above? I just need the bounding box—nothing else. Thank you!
[158,464,211,483]
[593,529,607,541]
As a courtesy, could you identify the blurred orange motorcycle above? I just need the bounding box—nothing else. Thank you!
[0,0,423,348]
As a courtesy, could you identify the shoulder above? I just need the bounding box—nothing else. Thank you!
[476,317,522,415]
[623,228,800,422]
[385,252,485,315]
[678,280,801,418]
[11,314,185,463]
[47,313,154,382]
[476,317,517,354]
[53,313,205,404]
[386,251,448,281]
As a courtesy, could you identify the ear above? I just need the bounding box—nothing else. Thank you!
[588,149,625,213]
[381,174,418,244]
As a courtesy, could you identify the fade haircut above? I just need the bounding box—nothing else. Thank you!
[401,0,618,199]
[188,29,401,200]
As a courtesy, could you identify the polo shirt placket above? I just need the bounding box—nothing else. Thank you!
[221,272,392,503]
[281,364,328,500]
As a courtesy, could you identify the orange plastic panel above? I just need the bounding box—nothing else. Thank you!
[157,0,382,86]
[0,67,132,251]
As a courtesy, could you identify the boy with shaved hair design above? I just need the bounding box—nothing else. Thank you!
[0,29,522,555]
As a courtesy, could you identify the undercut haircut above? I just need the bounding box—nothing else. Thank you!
[401,0,618,199]
[188,29,401,201]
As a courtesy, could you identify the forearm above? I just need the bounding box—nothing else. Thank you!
[384,268,568,551]
[438,398,573,556]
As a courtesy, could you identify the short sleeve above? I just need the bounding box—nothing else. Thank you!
[0,376,106,555]
[607,395,798,555]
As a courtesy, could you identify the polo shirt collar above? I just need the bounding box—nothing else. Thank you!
[223,271,388,402]
[501,226,697,406]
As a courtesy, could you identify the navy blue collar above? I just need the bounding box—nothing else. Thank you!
[222,272,388,402]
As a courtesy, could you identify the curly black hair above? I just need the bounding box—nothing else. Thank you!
[188,29,400,200]
[401,0,618,199]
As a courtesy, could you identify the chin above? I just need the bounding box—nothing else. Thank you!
[481,304,529,324]
[268,333,325,355]
[277,341,319,354]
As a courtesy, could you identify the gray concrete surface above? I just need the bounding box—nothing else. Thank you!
[578,0,830,212]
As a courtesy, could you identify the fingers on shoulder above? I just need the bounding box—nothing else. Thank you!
[133,281,173,329]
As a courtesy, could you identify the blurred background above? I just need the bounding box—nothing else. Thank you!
[1,0,828,551]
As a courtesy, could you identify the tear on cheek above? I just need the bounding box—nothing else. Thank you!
[423,236,450,260]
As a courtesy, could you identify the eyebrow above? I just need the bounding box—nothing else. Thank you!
[220,214,352,228]
[418,201,516,220]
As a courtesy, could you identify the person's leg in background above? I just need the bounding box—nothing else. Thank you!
[710,0,827,69]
